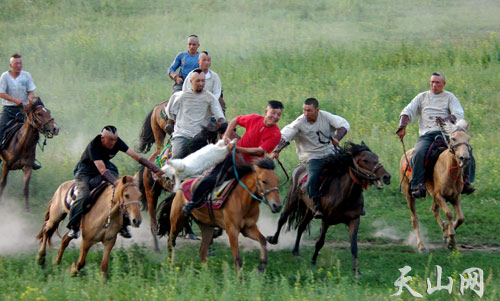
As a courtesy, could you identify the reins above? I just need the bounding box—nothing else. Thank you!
[399,138,411,192]
[104,183,140,229]
[26,105,53,151]
[275,157,290,186]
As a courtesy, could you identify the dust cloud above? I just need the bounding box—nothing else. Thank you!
[0,198,39,255]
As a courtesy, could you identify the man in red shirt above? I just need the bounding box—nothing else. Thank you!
[182,100,283,215]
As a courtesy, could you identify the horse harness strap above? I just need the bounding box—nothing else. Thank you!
[351,158,381,181]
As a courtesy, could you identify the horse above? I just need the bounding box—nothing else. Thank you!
[36,175,142,278]
[136,100,168,155]
[139,125,225,252]
[267,142,391,275]
[162,158,282,271]
[0,97,59,211]
[399,120,472,252]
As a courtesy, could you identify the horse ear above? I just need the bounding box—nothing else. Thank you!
[361,141,366,147]
[121,176,127,185]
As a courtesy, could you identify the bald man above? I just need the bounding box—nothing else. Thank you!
[165,69,225,159]
[168,35,200,93]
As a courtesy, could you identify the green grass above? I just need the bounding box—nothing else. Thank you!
[1,0,500,299]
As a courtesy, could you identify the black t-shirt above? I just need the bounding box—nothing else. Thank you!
[77,135,129,171]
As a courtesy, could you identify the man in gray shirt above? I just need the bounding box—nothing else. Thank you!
[396,72,475,198]
[0,54,39,166]
[271,98,350,218]
[166,69,225,159]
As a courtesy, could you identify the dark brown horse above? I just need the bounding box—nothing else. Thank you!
[399,120,472,251]
[138,125,226,252]
[267,142,391,275]
[136,100,168,155]
[164,158,282,271]
[0,97,59,211]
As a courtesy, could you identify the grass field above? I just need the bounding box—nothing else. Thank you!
[1,0,500,299]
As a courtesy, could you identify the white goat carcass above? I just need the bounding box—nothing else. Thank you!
[161,139,232,191]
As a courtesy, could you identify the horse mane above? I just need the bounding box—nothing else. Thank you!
[189,125,219,153]
[27,97,44,113]
[322,141,371,177]
[255,158,275,170]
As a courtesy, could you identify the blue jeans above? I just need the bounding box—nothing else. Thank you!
[171,136,191,159]
[306,159,324,199]
[0,106,24,146]
[410,131,475,189]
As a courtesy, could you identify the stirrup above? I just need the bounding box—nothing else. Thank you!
[313,210,324,219]
[119,227,132,239]
[67,228,79,239]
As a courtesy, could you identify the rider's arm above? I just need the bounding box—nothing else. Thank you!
[168,53,183,83]
[0,93,23,106]
[94,160,117,184]
[125,148,164,176]
[27,90,34,103]
[222,117,239,142]
[235,145,266,156]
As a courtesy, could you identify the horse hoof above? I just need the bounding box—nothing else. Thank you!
[266,236,277,245]
[36,254,45,267]
[69,263,78,277]
[354,269,362,279]
[292,251,300,257]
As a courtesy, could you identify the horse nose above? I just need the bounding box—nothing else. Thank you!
[383,174,391,185]
[132,218,142,227]
[53,124,60,136]
[270,203,282,213]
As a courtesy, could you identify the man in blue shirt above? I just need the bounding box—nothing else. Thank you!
[168,35,200,93]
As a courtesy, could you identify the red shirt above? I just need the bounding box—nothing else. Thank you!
[236,114,281,163]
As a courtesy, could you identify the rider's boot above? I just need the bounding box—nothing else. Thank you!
[67,227,80,239]
[312,196,324,219]
[119,214,132,238]
[461,183,476,195]
[411,183,427,198]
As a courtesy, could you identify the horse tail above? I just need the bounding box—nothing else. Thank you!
[285,178,309,232]
[35,199,56,248]
[156,193,175,237]
[136,108,155,153]
[138,166,148,211]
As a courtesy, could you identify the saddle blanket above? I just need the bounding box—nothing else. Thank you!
[181,177,236,210]
[64,182,109,212]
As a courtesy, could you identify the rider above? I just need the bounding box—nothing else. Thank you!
[0,54,40,169]
[182,51,226,113]
[67,125,164,239]
[182,100,284,215]
[270,98,350,219]
[168,35,200,93]
[165,69,226,159]
[396,72,476,198]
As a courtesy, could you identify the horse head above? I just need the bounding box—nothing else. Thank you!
[347,141,391,189]
[253,158,282,213]
[25,97,59,138]
[443,120,472,168]
[115,176,142,227]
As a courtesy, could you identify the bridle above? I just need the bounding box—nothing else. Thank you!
[349,156,383,183]
[254,174,280,205]
[104,183,141,229]
[439,126,472,165]
[26,105,54,137]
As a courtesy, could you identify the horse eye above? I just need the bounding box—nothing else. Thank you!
[262,180,268,185]
[124,194,129,198]
[451,137,456,141]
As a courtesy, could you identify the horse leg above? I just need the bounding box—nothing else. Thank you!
[146,183,162,252]
[0,165,10,201]
[348,218,361,277]
[227,225,242,269]
[266,201,294,245]
[167,195,185,262]
[434,194,456,249]
[198,223,214,263]
[242,225,268,272]
[406,194,426,252]
[22,167,33,212]
[292,211,314,257]
[37,214,64,267]
[71,239,92,276]
[431,202,448,242]
[100,238,117,278]
[311,219,329,265]
[55,233,73,265]
[451,199,465,231]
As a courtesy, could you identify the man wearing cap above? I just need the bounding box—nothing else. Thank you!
[67,125,164,239]
[271,98,350,219]
[168,35,200,93]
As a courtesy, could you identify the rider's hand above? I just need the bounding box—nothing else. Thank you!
[270,152,279,160]
[396,128,406,141]
[332,137,340,147]
[435,116,445,125]
[226,141,235,151]
[154,170,165,177]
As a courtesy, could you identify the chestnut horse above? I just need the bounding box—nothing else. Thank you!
[36,175,142,278]
[162,158,282,271]
[267,142,391,275]
[399,120,472,251]
[136,100,168,155]
[0,97,59,211]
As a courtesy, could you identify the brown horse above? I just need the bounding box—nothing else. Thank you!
[139,125,226,252]
[163,158,282,271]
[36,175,142,278]
[136,100,168,155]
[0,97,59,211]
[267,142,391,275]
[399,120,472,252]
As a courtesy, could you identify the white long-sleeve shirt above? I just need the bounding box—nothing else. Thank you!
[281,110,350,163]
[400,90,464,136]
[182,69,222,100]
[165,89,224,138]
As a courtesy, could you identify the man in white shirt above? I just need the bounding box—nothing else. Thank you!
[166,69,225,159]
[396,72,475,198]
[271,98,350,218]
[182,51,225,113]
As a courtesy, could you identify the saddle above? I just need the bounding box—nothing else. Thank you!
[403,137,448,180]
[64,181,110,212]
[0,119,24,150]
[181,176,237,210]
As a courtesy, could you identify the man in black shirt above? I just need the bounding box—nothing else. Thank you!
[67,125,164,239]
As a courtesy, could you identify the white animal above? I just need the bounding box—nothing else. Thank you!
[162,139,234,191]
